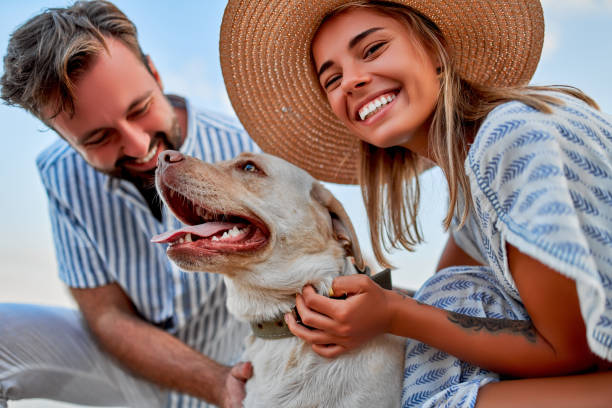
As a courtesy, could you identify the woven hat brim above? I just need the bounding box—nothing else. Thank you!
[220,0,544,184]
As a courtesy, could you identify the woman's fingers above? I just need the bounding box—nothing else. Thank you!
[283,277,389,358]
[284,309,340,344]
[294,290,338,331]
[299,285,340,318]
[331,274,372,297]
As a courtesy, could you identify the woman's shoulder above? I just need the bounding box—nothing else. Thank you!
[466,89,612,228]
[469,91,611,167]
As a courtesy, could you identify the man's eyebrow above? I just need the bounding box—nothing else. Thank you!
[317,27,384,78]
[78,90,153,144]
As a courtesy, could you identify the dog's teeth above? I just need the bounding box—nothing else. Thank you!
[178,237,184,244]
[210,226,246,242]
[184,233,192,243]
[228,226,240,237]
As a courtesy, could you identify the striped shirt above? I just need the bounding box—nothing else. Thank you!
[36,98,260,408]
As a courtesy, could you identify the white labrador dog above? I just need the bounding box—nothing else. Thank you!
[152,150,404,408]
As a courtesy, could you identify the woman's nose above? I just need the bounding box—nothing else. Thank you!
[340,67,371,93]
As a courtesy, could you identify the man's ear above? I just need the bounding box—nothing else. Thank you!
[310,182,364,270]
[145,55,164,89]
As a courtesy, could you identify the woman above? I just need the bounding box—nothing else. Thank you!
[220,0,612,406]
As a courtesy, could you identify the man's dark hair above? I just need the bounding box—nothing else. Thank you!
[1,0,148,122]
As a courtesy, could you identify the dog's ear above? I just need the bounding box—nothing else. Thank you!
[310,182,364,270]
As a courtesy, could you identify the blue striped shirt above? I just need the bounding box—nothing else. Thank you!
[36,98,260,408]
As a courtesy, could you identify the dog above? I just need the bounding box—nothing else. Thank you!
[152,150,404,408]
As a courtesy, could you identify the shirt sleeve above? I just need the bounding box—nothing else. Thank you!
[46,192,113,288]
[467,97,612,361]
[37,144,114,289]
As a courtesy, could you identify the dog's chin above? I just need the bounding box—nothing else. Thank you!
[166,233,270,275]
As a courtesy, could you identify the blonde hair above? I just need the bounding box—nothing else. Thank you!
[321,1,598,268]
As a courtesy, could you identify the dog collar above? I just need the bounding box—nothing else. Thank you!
[250,266,393,340]
[250,317,294,340]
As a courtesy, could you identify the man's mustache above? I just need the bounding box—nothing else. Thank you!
[115,132,167,168]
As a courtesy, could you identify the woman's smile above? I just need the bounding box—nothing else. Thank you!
[355,90,398,122]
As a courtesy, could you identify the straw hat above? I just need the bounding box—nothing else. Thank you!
[220,0,544,184]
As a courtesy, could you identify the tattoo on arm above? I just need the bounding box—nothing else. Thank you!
[394,288,415,299]
[447,312,537,343]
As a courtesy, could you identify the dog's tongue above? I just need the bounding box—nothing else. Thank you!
[151,222,238,243]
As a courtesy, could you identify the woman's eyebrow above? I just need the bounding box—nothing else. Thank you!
[348,27,383,49]
[317,27,384,78]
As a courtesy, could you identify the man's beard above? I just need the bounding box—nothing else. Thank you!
[98,116,182,189]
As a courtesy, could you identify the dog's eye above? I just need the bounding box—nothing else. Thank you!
[242,161,259,173]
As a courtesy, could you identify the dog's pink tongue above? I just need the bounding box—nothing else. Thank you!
[151,222,237,243]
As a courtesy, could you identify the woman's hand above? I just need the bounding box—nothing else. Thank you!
[284,274,395,358]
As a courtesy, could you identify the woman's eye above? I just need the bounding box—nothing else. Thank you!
[364,42,385,58]
[324,75,341,90]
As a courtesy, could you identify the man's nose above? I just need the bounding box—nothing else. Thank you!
[119,123,150,157]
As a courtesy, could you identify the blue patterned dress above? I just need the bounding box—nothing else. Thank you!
[401,92,612,407]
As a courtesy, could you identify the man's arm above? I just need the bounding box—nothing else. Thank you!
[70,283,251,407]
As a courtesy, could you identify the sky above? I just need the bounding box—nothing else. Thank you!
[1,0,612,309]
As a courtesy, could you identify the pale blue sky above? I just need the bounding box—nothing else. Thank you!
[1,0,612,305]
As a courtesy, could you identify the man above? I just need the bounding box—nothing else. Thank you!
[0,1,258,407]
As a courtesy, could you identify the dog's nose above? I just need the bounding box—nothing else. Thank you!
[158,150,184,165]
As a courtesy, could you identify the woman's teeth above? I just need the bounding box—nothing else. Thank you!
[358,94,396,121]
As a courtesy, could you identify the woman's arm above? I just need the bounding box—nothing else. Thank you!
[436,233,483,271]
[475,371,612,408]
[286,244,607,377]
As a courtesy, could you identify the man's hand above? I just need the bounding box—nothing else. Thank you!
[218,361,253,408]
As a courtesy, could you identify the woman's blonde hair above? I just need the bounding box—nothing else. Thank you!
[322,1,598,268]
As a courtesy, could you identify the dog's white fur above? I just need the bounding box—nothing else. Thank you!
[156,152,404,408]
